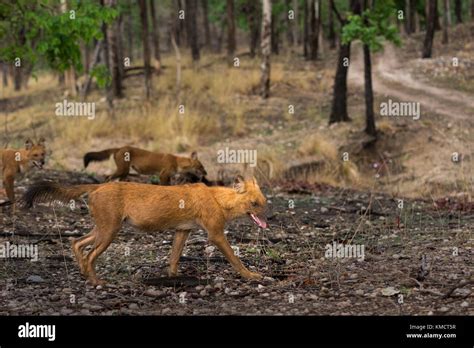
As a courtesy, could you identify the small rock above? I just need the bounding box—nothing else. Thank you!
[199,289,207,296]
[460,301,469,308]
[320,207,329,213]
[129,303,139,310]
[26,275,44,283]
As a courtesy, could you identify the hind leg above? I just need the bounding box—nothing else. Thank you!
[83,227,120,286]
[168,230,191,276]
[71,229,96,275]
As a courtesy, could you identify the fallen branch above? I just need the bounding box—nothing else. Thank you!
[443,277,474,299]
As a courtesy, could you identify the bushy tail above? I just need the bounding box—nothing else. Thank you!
[83,148,118,168]
[22,181,100,208]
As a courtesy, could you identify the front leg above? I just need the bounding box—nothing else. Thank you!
[208,229,262,280]
[168,230,191,276]
[3,172,15,203]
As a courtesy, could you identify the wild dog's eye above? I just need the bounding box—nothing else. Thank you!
[251,201,258,207]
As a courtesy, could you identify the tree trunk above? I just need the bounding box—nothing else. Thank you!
[260,0,272,98]
[328,0,336,48]
[201,0,211,48]
[185,0,200,62]
[303,0,309,57]
[61,0,76,96]
[329,42,351,123]
[2,62,8,87]
[127,0,134,61]
[106,0,123,98]
[139,0,152,99]
[285,0,294,46]
[175,0,186,46]
[226,0,236,63]
[408,0,417,33]
[149,0,162,72]
[422,0,436,58]
[245,0,260,58]
[81,41,103,101]
[309,0,320,60]
[271,12,279,54]
[442,0,449,44]
[455,0,462,23]
[293,0,299,45]
[472,0,474,20]
[363,44,376,137]
[13,66,22,91]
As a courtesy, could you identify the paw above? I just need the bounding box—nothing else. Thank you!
[242,271,263,280]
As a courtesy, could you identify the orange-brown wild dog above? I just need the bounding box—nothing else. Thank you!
[22,176,268,285]
[0,138,46,205]
[83,146,207,184]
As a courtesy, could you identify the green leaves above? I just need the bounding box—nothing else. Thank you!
[342,1,400,52]
[0,0,117,74]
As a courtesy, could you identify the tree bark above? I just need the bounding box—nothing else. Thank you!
[271,12,280,54]
[226,0,236,63]
[328,0,336,48]
[127,0,134,61]
[106,0,123,98]
[61,0,76,96]
[2,62,8,87]
[149,0,162,72]
[201,0,211,48]
[245,0,260,58]
[293,0,299,45]
[139,0,152,99]
[285,0,294,45]
[309,0,321,60]
[442,0,449,44]
[422,0,436,58]
[185,0,200,62]
[329,42,351,123]
[303,0,309,57]
[455,0,462,23]
[260,0,272,98]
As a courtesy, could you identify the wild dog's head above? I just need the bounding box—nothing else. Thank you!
[181,151,207,180]
[24,138,46,169]
[233,175,268,229]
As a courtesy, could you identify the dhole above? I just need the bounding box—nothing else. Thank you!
[23,175,268,285]
[83,146,207,184]
[1,138,46,204]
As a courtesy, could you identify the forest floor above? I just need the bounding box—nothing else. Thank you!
[0,169,472,315]
[0,25,473,315]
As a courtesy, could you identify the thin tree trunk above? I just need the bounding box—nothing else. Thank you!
[303,0,309,57]
[227,0,236,63]
[293,0,299,45]
[139,0,152,99]
[185,0,200,62]
[260,0,272,98]
[472,0,474,20]
[246,0,260,57]
[81,41,103,101]
[149,0,161,73]
[201,0,211,48]
[363,43,376,136]
[271,12,279,54]
[127,0,134,60]
[285,0,294,46]
[61,0,76,96]
[442,0,449,44]
[422,0,436,58]
[328,0,336,48]
[2,62,8,87]
[329,43,351,123]
[170,33,182,101]
[455,0,462,23]
[106,0,123,98]
[309,0,320,60]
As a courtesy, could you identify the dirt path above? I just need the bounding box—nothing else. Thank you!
[349,43,474,122]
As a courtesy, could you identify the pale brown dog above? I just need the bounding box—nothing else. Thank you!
[1,138,46,204]
[23,175,268,285]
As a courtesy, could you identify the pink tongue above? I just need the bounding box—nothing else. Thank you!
[250,213,267,229]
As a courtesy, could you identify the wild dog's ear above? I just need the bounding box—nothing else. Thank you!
[25,139,33,150]
[251,176,258,185]
[191,151,198,160]
[233,175,246,193]
[37,137,46,146]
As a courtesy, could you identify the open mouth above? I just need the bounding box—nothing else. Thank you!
[33,161,44,169]
[249,213,268,229]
